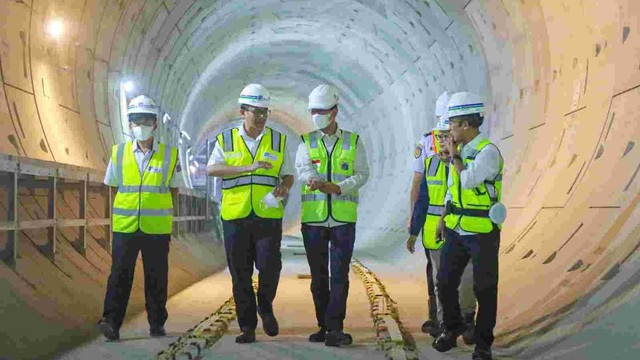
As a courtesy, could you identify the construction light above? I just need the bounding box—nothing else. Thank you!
[47,19,64,39]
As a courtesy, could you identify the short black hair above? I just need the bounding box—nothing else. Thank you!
[451,113,483,128]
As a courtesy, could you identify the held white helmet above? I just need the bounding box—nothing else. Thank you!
[447,91,485,118]
[308,84,339,110]
[433,118,451,132]
[127,95,159,117]
[434,91,449,119]
[238,84,271,108]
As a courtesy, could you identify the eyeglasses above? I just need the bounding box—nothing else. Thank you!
[242,105,271,118]
[436,133,450,141]
[129,114,156,126]
[311,106,337,115]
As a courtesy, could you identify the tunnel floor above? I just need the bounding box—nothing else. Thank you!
[55,237,518,360]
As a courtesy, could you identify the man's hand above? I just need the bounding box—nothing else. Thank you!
[319,182,341,195]
[445,136,459,158]
[251,161,273,171]
[307,179,324,191]
[406,235,418,254]
[272,184,289,199]
[437,218,446,241]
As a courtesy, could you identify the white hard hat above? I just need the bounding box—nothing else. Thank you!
[447,91,484,118]
[308,84,339,110]
[127,95,158,117]
[434,91,449,119]
[433,118,451,132]
[238,84,271,108]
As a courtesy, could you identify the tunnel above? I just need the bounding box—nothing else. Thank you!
[1,0,640,359]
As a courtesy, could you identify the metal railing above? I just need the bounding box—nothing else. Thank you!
[0,154,214,265]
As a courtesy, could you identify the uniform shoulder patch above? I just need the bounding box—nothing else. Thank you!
[414,144,423,158]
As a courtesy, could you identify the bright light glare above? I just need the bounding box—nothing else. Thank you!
[47,19,64,39]
[123,81,135,93]
[163,113,171,124]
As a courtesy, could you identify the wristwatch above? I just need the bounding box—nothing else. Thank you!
[453,154,463,162]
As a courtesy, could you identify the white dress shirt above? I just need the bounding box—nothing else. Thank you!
[445,133,502,235]
[295,125,370,228]
[412,133,436,174]
[103,139,185,188]
[207,125,296,176]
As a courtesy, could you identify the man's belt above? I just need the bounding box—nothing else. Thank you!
[451,206,490,218]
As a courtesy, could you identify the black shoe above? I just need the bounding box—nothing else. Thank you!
[235,329,256,344]
[325,330,353,347]
[472,348,493,360]
[433,328,464,352]
[462,313,476,345]
[150,326,166,337]
[261,313,279,337]
[97,318,119,341]
[421,319,440,334]
[429,322,445,338]
[309,327,327,342]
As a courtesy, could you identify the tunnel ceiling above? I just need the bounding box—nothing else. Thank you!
[3,0,640,348]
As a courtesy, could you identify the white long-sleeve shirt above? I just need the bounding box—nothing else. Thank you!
[295,125,370,228]
[445,133,502,235]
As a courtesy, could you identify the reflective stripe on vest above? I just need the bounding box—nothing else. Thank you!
[422,156,449,250]
[301,130,359,224]
[445,139,504,233]
[111,142,178,234]
[218,127,286,220]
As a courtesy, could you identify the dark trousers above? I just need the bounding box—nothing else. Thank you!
[103,231,170,330]
[301,223,356,332]
[424,247,438,320]
[437,227,500,350]
[222,212,282,331]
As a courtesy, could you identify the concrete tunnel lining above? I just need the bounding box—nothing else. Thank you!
[2,0,640,359]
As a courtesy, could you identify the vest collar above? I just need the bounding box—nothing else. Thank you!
[461,133,486,157]
[317,124,342,139]
[238,124,267,140]
[132,139,160,154]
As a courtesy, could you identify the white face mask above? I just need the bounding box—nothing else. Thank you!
[312,113,332,129]
[132,125,154,141]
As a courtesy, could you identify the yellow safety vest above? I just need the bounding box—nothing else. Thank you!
[301,130,359,224]
[422,155,449,250]
[217,127,286,221]
[111,142,178,234]
[445,139,503,233]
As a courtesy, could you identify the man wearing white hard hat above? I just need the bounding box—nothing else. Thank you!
[295,84,370,347]
[98,95,184,341]
[207,84,294,344]
[406,112,477,342]
[432,92,505,360]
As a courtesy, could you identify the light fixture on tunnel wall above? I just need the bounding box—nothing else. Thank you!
[123,81,135,94]
[46,19,64,39]
[180,131,191,141]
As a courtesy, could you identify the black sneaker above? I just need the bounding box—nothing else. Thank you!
[325,330,353,347]
[261,313,279,337]
[235,328,256,344]
[309,327,327,342]
[432,327,465,352]
[150,326,166,337]
[429,322,445,338]
[472,348,493,360]
[421,319,440,334]
[97,318,119,341]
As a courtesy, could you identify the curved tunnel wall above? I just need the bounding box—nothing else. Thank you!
[2,0,640,357]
